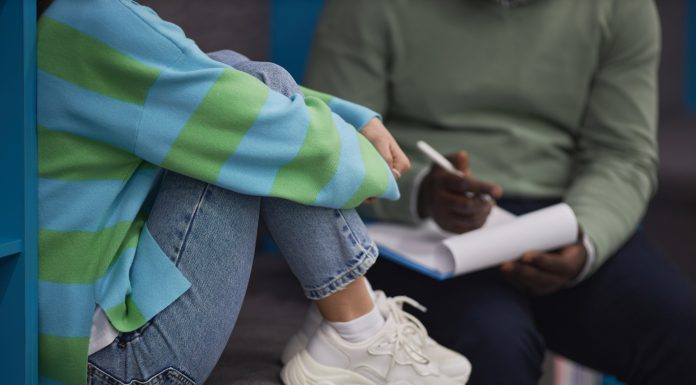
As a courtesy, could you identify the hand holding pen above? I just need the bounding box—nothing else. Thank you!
[416,141,503,234]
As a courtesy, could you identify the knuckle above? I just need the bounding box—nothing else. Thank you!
[454,222,474,233]
[433,190,447,201]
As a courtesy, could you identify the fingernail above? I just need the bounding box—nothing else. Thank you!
[391,168,402,179]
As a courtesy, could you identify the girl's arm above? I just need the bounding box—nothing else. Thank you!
[208,49,382,132]
[39,0,399,209]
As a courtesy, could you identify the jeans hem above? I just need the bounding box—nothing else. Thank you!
[303,241,379,300]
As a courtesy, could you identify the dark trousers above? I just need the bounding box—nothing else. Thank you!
[367,199,696,385]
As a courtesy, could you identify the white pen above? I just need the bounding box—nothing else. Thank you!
[416,140,493,202]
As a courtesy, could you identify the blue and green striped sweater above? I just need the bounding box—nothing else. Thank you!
[37,1,399,384]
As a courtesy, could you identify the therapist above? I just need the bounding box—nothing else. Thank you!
[305,0,696,384]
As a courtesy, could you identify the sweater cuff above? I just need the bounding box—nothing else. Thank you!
[566,233,597,287]
[327,97,381,131]
[364,162,429,224]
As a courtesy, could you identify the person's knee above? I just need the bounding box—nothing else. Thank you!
[645,304,696,380]
[422,291,545,385]
[465,314,544,360]
[208,50,302,97]
[233,61,302,98]
[207,49,250,67]
[447,316,544,385]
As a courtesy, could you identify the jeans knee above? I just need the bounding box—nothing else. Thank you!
[233,61,302,98]
[207,49,250,67]
[208,49,301,97]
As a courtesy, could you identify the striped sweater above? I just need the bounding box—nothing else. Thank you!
[37,1,399,384]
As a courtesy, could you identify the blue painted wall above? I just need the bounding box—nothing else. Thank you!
[270,0,325,83]
[688,0,696,111]
[0,0,38,384]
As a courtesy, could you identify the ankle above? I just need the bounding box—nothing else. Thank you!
[328,304,385,343]
[315,277,375,322]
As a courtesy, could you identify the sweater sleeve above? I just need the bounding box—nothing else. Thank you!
[305,0,418,221]
[564,0,660,276]
[300,86,381,131]
[40,0,399,209]
[207,50,380,130]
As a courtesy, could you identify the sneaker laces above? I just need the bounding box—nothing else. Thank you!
[387,296,430,347]
[370,296,435,377]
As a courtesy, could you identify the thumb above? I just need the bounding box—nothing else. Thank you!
[452,151,470,175]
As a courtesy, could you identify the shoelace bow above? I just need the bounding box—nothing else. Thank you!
[372,296,433,377]
[388,296,430,346]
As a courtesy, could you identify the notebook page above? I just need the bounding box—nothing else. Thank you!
[444,203,578,275]
[368,206,516,275]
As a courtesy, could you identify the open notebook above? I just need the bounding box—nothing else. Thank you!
[367,203,578,280]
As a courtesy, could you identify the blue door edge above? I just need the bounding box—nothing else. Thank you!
[687,0,696,111]
[23,0,39,384]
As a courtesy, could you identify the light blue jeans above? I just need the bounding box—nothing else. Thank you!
[87,52,378,384]
[87,171,378,385]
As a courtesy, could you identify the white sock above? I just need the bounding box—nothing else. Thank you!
[308,278,377,334]
[328,304,385,343]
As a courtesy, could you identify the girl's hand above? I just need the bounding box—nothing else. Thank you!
[361,118,411,179]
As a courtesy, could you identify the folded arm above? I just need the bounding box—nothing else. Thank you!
[39,0,400,209]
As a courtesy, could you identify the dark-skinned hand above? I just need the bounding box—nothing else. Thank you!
[501,241,588,295]
[418,151,503,234]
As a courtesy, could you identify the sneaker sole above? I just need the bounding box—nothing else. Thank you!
[282,336,470,383]
[281,351,379,385]
[280,330,308,365]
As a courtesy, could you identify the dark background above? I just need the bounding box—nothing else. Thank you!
[139,1,696,384]
[645,0,696,279]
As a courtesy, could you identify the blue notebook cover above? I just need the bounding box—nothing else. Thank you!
[377,244,454,281]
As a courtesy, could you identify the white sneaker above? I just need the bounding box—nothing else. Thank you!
[281,291,472,383]
[281,312,461,385]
